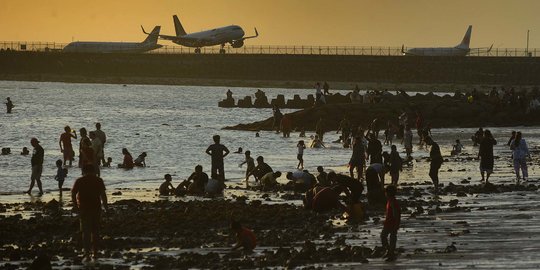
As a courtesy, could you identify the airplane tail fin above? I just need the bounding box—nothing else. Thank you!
[173,15,187,36]
[456,25,472,49]
[142,26,161,44]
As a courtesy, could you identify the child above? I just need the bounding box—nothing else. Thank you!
[389,145,402,186]
[103,157,112,167]
[380,185,401,262]
[239,151,255,187]
[21,147,30,155]
[297,140,306,169]
[299,127,306,138]
[230,220,257,251]
[451,139,464,155]
[54,159,68,191]
[134,152,147,167]
[159,174,175,196]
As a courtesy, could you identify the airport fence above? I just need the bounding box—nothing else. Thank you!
[0,41,538,57]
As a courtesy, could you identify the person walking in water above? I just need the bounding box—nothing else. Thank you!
[94,123,107,166]
[5,97,14,113]
[59,126,77,166]
[478,130,497,183]
[239,151,255,187]
[297,140,306,170]
[206,135,230,180]
[510,131,530,182]
[26,138,44,195]
[425,136,443,192]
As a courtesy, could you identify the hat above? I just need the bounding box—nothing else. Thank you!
[30,137,40,143]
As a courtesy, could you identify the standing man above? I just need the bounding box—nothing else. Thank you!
[94,123,107,166]
[425,136,443,191]
[6,97,14,113]
[205,135,230,180]
[26,137,44,195]
[71,164,108,262]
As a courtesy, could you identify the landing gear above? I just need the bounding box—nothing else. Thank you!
[219,44,226,54]
[194,48,201,54]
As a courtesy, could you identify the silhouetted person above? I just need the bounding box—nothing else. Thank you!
[206,135,230,180]
[59,126,77,166]
[26,137,44,195]
[71,164,108,262]
[425,136,443,191]
[94,123,107,165]
[380,185,401,262]
[479,130,497,183]
[6,97,14,113]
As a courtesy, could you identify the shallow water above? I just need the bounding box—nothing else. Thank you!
[0,80,538,197]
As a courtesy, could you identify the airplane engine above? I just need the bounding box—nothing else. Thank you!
[231,40,244,48]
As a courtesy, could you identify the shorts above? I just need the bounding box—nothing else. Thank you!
[80,211,101,233]
[297,154,303,161]
[31,165,43,180]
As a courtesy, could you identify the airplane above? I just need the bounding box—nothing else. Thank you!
[63,26,162,53]
[143,15,258,54]
[402,25,492,56]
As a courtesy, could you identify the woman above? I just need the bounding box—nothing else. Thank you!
[59,126,77,166]
[119,148,134,169]
[478,130,497,183]
[510,132,530,182]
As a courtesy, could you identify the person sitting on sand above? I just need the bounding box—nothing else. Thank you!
[118,148,134,169]
[248,156,273,182]
[286,170,316,192]
[316,166,330,187]
[159,174,175,196]
[231,220,257,251]
[134,152,147,167]
[310,135,326,148]
[451,139,464,156]
[21,147,30,155]
[260,171,282,191]
[379,185,401,262]
[176,165,209,195]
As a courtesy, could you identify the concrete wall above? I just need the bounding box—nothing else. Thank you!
[1,51,540,85]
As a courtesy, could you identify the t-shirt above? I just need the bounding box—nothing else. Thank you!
[72,175,106,213]
[188,172,209,191]
[291,171,315,187]
[238,227,257,250]
[384,197,401,230]
[206,144,229,163]
[297,145,305,155]
[31,145,44,166]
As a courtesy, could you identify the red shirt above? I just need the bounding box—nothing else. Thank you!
[72,175,106,213]
[238,227,257,250]
[123,153,134,168]
[384,197,401,230]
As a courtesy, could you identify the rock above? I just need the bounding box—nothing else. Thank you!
[112,191,122,196]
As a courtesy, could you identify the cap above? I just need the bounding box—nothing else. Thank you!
[30,137,40,143]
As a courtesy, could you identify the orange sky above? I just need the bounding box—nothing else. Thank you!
[0,0,538,48]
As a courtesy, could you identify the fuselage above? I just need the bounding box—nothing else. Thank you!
[173,25,245,47]
[404,47,470,56]
[63,41,162,53]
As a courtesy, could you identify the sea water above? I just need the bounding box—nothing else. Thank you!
[0,81,537,196]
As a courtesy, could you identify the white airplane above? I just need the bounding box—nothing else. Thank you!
[63,26,162,53]
[402,25,492,56]
[143,15,258,54]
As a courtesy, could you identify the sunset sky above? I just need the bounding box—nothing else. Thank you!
[0,0,538,48]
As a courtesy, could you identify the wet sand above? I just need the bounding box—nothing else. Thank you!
[2,175,540,268]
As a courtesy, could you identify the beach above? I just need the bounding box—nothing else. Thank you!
[1,81,540,268]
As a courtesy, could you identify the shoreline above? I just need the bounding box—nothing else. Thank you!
[0,74,536,92]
